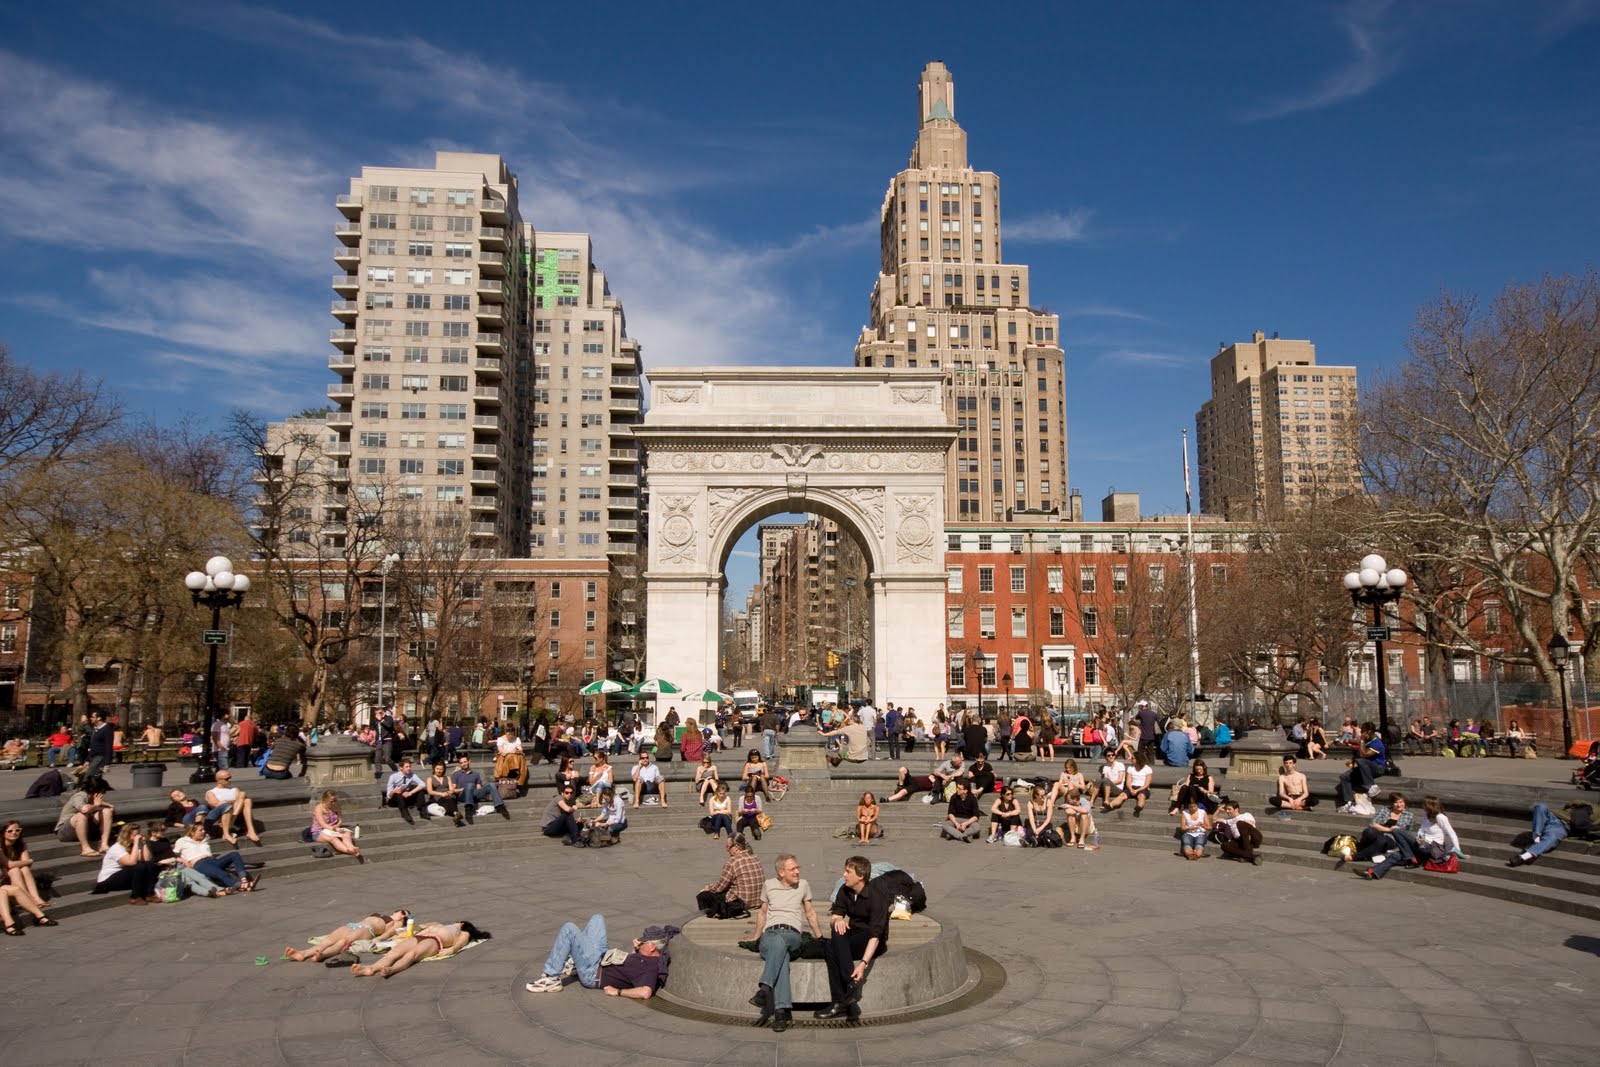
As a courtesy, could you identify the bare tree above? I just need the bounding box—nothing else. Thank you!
[1066,552,1190,712]
[0,344,119,492]
[1363,272,1600,689]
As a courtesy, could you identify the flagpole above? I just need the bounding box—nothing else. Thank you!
[1182,429,1204,709]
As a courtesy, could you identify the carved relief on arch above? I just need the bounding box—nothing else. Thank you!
[895,493,937,564]
[656,387,701,404]
[657,493,698,565]
[836,487,886,542]
[706,487,762,545]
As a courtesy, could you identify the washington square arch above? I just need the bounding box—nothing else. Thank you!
[633,367,956,711]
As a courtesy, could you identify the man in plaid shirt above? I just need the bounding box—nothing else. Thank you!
[696,833,762,919]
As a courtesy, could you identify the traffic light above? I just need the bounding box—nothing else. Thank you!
[827,651,839,670]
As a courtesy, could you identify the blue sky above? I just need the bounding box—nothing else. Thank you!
[3,1,1598,603]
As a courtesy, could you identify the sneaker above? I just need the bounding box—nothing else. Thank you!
[921,794,934,805]
[560,960,576,979]
[1337,803,1356,814]
[525,975,564,993]
[986,834,997,844]
[478,804,495,816]
[1367,784,1382,797]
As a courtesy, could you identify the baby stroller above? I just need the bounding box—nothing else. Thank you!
[1574,742,1600,790]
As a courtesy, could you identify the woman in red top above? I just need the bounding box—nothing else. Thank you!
[680,719,705,763]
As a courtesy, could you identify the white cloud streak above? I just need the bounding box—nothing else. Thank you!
[1006,208,1095,244]
[1236,2,1398,123]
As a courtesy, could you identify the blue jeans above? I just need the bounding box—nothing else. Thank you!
[48,745,70,767]
[201,801,232,826]
[1368,829,1419,878]
[1528,803,1569,858]
[175,866,222,896]
[758,925,804,1008]
[461,781,504,809]
[195,852,248,888]
[762,730,777,760]
[542,914,607,987]
[709,813,733,836]
[1336,759,1381,805]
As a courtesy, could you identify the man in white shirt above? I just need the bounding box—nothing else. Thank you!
[630,753,669,807]
[857,703,879,760]
[1212,797,1263,865]
[385,758,427,824]
[751,853,824,1032]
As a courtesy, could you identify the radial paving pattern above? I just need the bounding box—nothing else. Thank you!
[1,837,1594,1066]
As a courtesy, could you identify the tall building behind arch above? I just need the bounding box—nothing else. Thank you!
[854,61,1070,525]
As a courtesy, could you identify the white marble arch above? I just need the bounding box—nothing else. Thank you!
[632,367,956,712]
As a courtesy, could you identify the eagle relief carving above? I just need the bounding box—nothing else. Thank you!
[771,443,823,468]
[890,386,934,405]
[656,387,701,404]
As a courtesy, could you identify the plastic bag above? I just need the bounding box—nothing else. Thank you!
[1003,828,1026,847]
[889,895,912,920]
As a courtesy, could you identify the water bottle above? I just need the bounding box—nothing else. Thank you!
[1091,830,1100,847]
[404,917,415,939]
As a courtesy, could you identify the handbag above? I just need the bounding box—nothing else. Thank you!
[1423,854,1459,874]
[755,812,773,831]
[699,815,715,834]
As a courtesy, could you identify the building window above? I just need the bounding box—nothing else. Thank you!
[1010,566,1026,593]
[1082,608,1098,637]
[946,566,963,593]
[1083,655,1099,686]
[1049,607,1065,637]
[979,606,996,638]
[1046,566,1063,593]
[1079,566,1096,593]
[1011,655,1029,691]
[0,623,15,654]
[949,655,966,689]
[978,566,994,593]
[1112,565,1128,592]
[1148,564,1165,591]
[1011,606,1027,637]
[947,606,964,638]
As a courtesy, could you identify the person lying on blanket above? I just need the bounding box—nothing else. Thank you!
[352,920,492,977]
[283,909,410,962]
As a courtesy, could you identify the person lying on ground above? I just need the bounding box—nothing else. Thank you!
[525,915,677,998]
[352,920,491,977]
[284,909,410,962]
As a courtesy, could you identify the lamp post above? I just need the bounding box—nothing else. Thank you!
[521,666,534,737]
[972,647,986,719]
[1002,671,1012,713]
[1342,553,1407,748]
[842,577,857,697]
[1056,663,1069,720]
[183,555,251,784]
[409,671,423,741]
[375,552,400,717]
[1548,632,1574,759]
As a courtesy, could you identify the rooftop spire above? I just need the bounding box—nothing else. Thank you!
[911,61,967,170]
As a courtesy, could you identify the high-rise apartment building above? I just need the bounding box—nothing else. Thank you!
[854,61,1068,524]
[327,151,530,555]
[524,231,644,560]
[1195,331,1361,519]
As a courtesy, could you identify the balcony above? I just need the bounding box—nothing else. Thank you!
[609,446,638,461]
[475,278,505,303]
[478,226,505,248]
[468,495,498,511]
[475,302,504,326]
[336,194,363,218]
[326,410,352,428]
[479,196,507,221]
[327,382,355,401]
[333,245,359,267]
[607,473,638,488]
[470,521,497,537]
[610,375,640,390]
[331,299,359,322]
[473,415,501,431]
[475,332,505,354]
[332,274,359,294]
[329,353,355,370]
[610,350,638,367]
[477,251,505,275]
[474,386,501,404]
[329,329,358,350]
[324,441,351,457]
[609,396,640,413]
[605,539,636,556]
[607,520,637,534]
[470,466,498,485]
[607,496,636,509]
[471,443,500,458]
[474,356,502,377]
[334,219,362,244]
[327,464,351,483]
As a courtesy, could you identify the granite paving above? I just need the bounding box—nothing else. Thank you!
[2,822,1597,1066]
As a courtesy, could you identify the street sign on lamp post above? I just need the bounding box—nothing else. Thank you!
[183,556,250,784]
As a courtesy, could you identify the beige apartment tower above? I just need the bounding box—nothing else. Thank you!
[1194,331,1361,519]
[524,230,644,561]
[325,151,530,555]
[855,62,1069,524]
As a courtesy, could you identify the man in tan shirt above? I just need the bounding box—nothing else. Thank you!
[751,852,823,1032]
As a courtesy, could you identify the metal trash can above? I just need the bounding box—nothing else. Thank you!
[130,763,166,789]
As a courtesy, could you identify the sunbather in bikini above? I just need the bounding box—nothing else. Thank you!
[352,920,491,978]
[284,908,410,962]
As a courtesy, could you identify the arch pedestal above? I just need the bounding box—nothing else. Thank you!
[634,368,955,712]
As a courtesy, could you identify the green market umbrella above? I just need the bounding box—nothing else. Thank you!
[628,678,681,696]
[579,679,628,696]
[696,689,732,703]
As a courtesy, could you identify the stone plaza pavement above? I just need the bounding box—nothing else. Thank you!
[1,826,1596,1067]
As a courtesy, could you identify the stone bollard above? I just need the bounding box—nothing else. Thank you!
[1227,728,1297,781]
[304,734,378,791]
[775,723,831,769]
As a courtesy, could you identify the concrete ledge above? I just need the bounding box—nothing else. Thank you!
[659,912,974,1017]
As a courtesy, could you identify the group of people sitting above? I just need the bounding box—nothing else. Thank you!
[3,820,59,934]
[381,756,514,828]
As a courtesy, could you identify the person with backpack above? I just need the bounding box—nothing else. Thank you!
[1507,801,1592,867]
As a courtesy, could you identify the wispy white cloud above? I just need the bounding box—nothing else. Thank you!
[1236,1,1398,122]
[730,549,760,560]
[1007,208,1095,244]
[1093,347,1193,369]
[0,49,334,269]
[1066,303,1153,323]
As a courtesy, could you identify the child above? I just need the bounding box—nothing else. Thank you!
[1178,796,1210,860]
[1062,787,1092,847]
[856,791,880,844]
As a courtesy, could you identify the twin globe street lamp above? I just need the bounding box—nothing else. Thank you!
[1343,553,1407,749]
[183,555,251,784]
[1547,632,1574,759]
